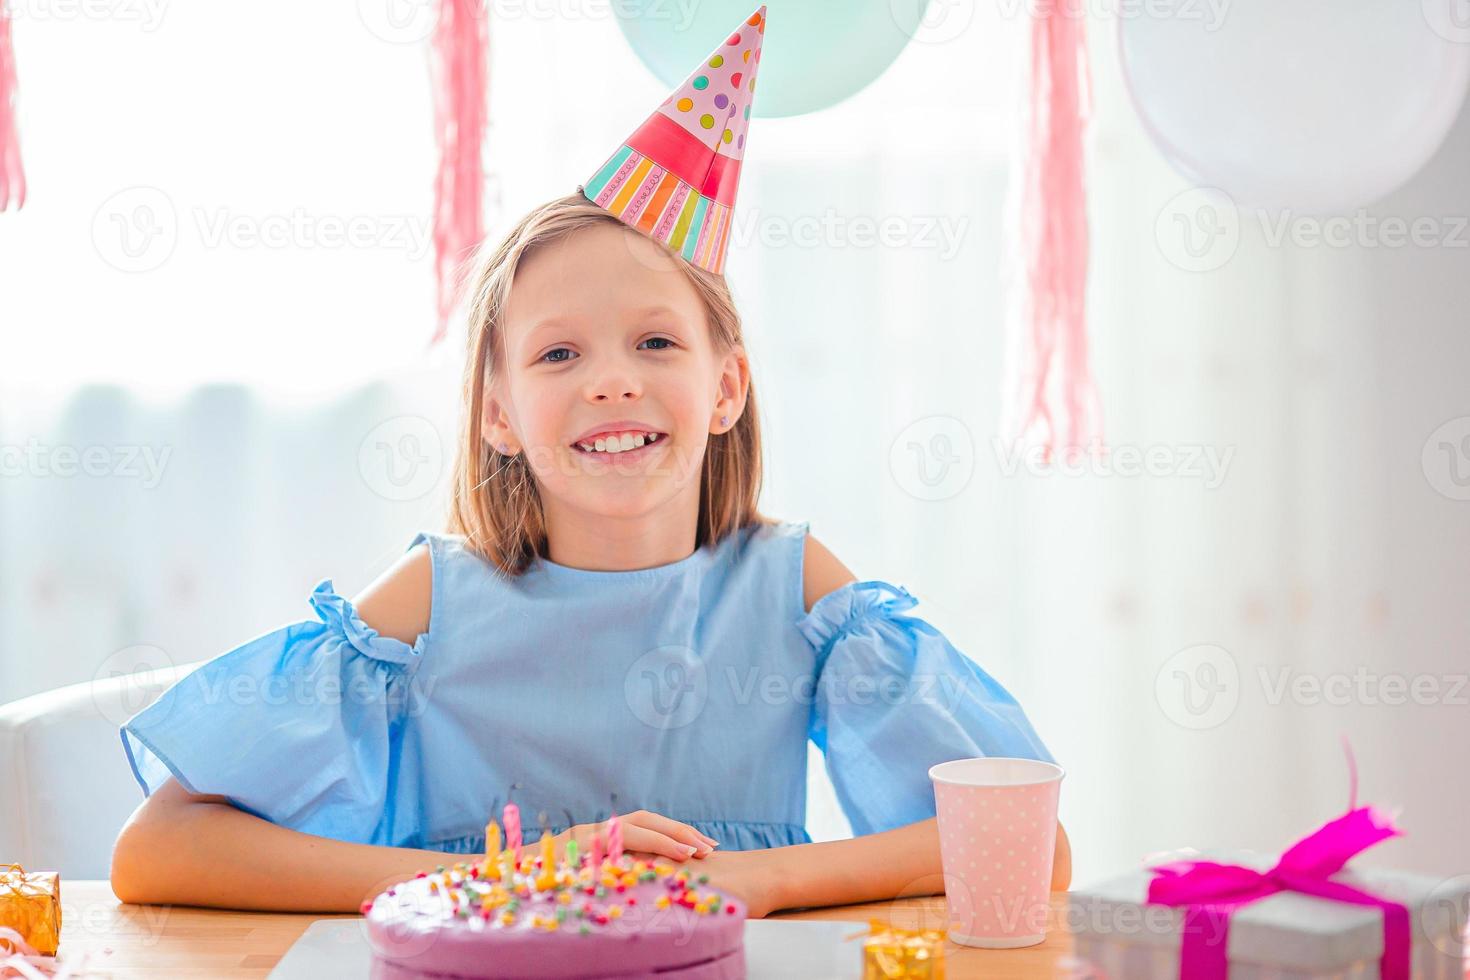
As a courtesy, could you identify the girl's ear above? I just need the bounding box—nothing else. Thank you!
[711,346,750,432]
[481,390,519,454]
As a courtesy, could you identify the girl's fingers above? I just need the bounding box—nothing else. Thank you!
[625,811,717,856]
[624,825,703,862]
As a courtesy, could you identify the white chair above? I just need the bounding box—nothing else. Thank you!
[0,662,204,880]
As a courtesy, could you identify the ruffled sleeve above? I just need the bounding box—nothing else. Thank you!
[119,579,428,846]
[797,580,1055,838]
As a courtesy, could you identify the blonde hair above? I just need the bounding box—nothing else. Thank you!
[447,191,771,576]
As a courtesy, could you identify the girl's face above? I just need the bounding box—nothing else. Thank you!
[486,222,747,524]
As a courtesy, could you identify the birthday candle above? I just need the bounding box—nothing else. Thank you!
[589,830,604,871]
[499,847,516,884]
[537,830,556,890]
[503,801,522,859]
[607,810,623,863]
[482,819,502,880]
[566,836,579,869]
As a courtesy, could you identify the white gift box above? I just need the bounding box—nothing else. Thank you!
[1068,850,1470,980]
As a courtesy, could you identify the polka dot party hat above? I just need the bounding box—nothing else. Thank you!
[581,6,766,276]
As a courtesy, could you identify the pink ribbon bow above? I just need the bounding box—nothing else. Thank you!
[1146,805,1411,980]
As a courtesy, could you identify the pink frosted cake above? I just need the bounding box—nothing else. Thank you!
[362,852,746,979]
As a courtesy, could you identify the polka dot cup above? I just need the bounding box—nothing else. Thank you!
[929,757,1064,948]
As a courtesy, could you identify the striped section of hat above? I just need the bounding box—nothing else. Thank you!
[582,6,765,276]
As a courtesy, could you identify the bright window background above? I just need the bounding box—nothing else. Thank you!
[0,1,1021,394]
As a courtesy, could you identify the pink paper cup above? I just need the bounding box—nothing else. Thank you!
[929,757,1064,949]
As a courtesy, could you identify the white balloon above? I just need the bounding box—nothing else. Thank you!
[1118,1,1470,212]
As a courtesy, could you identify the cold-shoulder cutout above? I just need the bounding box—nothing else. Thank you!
[353,542,433,647]
[801,530,858,614]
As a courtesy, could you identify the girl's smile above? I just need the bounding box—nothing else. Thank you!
[569,419,669,457]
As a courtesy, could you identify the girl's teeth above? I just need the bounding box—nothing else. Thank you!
[578,432,661,454]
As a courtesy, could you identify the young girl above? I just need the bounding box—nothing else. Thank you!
[110,10,1067,918]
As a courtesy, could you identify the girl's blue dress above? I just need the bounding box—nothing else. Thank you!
[120,520,1054,855]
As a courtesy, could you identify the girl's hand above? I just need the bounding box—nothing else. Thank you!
[556,810,718,863]
[674,848,784,919]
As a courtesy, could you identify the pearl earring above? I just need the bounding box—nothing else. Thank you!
[720,416,729,428]
[498,442,510,453]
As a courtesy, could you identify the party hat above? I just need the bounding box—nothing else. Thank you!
[581,6,766,276]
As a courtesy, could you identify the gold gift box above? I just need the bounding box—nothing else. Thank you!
[0,864,61,956]
[861,918,946,980]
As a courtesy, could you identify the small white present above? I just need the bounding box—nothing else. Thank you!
[1068,839,1469,980]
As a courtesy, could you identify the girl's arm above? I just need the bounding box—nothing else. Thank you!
[110,777,449,912]
[763,817,1071,914]
[111,550,447,912]
[110,781,719,912]
[706,818,1070,918]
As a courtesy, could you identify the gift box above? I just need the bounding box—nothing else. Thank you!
[0,864,61,957]
[1069,848,1469,979]
[859,919,947,979]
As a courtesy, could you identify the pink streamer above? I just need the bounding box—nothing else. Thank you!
[428,0,487,346]
[1002,0,1098,463]
[0,926,96,978]
[0,2,26,211]
[1146,806,1411,980]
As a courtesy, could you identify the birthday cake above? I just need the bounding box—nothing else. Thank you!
[362,851,746,979]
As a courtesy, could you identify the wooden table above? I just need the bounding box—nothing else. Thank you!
[50,881,1076,978]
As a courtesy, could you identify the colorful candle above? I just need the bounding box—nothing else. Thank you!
[606,810,623,863]
[482,819,502,880]
[499,847,516,884]
[503,801,522,860]
[537,830,556,890]
[589,830,604,871]
[566,835,579,869]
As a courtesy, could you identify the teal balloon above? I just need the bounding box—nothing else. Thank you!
[615,0,933,118]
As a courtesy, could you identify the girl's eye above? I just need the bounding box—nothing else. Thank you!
[640,337,676,351]
[541,348,574,363]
